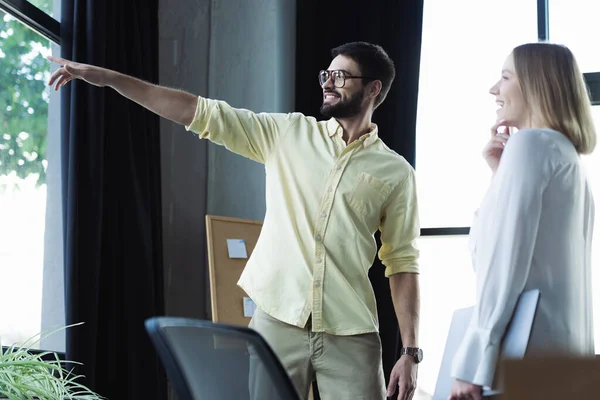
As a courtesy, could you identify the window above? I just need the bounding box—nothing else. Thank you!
[416,0,537,229]
[26,0,56,19]
[415,0,538,397]
[417,235,474,395]
[0,0,62,351]
[415,0,600,398]
[548,0,600,73]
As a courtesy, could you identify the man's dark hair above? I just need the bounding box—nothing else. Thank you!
[331,42,396,109]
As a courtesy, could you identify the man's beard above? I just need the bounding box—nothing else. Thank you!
[320,89,364,119]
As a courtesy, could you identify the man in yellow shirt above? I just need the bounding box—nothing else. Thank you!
[48,41,421,400]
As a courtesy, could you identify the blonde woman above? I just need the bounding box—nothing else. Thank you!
[450,43,597,400]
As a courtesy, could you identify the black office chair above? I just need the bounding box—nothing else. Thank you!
[145,317,300,400]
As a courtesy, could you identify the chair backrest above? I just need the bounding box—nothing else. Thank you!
[145,317,299,400]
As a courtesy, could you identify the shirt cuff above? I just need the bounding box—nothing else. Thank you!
[450,326,500,387]
[384,262,419,277]
[184,96,207,133]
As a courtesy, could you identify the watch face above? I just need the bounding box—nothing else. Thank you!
[403,347,423,363]
[416,348,423,363]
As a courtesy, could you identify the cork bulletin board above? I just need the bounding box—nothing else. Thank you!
[205,215,263,326]
[206,215,317,399]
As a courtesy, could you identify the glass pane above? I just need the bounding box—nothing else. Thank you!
[416,0,537,228]
[582,106,600,352]
[26,0,56,20]
[415,235,474,398]
[0,10,55,349]
[549,0,600,72]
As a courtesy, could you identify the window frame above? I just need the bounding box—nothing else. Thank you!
[0,0,59,44]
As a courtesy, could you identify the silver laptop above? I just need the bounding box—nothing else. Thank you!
[432,289,540,399]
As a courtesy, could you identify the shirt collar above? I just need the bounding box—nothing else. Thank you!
[326,118,379,148]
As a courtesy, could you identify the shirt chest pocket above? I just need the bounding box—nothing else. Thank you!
[344,172,392,219]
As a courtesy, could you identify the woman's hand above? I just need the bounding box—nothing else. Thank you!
[483,119,511,174]
[449,379,483,400]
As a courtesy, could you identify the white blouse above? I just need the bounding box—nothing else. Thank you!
[451,128,596,387]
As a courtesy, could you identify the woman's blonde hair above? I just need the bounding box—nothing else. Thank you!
[513,43,597,154]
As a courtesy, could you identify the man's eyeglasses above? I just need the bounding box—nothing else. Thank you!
[318,70,375,88]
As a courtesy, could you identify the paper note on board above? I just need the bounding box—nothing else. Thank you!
[226,239,248,259]
[243,297,256,317]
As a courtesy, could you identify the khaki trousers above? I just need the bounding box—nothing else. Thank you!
[249,308,386,400]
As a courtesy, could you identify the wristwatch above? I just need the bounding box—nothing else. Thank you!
[400,347,423,364]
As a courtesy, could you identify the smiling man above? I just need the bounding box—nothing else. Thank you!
[48,41,422,400]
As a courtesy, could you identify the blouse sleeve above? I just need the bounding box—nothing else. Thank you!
[451,130,554,386]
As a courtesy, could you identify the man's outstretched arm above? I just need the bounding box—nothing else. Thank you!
[48,56,197,127]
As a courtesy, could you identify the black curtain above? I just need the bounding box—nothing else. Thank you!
[60,0,167,398]
[295,1,424,397]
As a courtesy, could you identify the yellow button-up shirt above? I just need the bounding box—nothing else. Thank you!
[186,97,420,335]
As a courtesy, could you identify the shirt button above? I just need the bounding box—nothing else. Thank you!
[316,235,321,241]
[315,280,321,287]
[336,165,342,170]
[328,187,333,192]
[321,212,327,217]
[317,258,322,263]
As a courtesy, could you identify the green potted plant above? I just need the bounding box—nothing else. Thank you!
[0,324,103,400]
